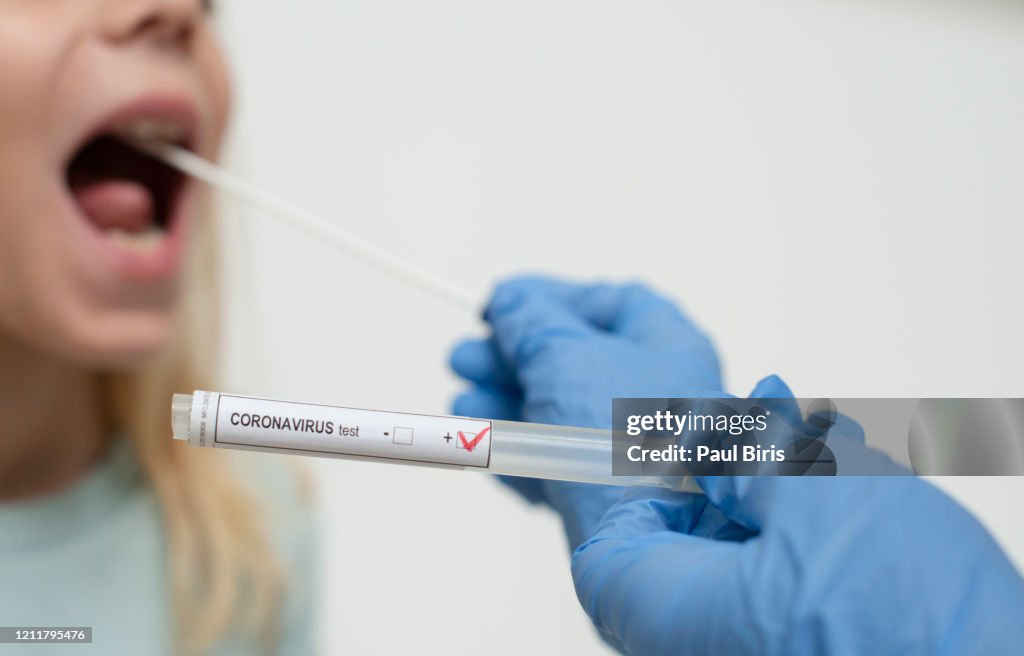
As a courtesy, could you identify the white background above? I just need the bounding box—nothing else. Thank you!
[214,1,1024,653]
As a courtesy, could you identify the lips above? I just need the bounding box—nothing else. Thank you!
[62,98,200,280]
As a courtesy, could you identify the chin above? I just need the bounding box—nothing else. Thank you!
[63,310,180,370]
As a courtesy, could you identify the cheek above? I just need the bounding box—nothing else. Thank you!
[0,11,87,167]
[196,35,233,153]
[0,172,76,349]
[0,247,180,369]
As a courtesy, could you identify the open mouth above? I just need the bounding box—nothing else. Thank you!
[65,119,193,249]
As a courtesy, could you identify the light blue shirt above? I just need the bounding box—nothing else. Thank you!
[0,441,317,655]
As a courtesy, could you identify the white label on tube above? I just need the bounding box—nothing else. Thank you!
[201,393,493,468]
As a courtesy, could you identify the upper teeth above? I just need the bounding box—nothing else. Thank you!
[116,119,187,145]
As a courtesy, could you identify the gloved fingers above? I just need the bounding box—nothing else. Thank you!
[683,491,758,542]
[572,488,713,611]
[705,512,758,542]
[832,414,865,444]
[689,377,794,530]
[748,375,867,446]
[484,276,578,323]
[572,488,750,654]
[698,448,912,533]
[799,400,868,449]
[746,374,809,455]
[451,386,522,421]
[575,283,708,347]
[485,286,596,368]
[695,474,778,533]
[584,487,711,539]
[692,375,815,530]
[572,532,745,656]
[486,276,629,331]
[449,337,519,389]
[485,276,585,309]
[748,374,802,426]
[488,276,704,345]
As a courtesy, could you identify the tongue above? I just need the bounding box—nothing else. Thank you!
[73,180,155,233]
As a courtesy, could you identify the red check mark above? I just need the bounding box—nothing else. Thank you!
[458,426,491,452]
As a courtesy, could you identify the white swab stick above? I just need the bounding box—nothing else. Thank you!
[132,140,481,314]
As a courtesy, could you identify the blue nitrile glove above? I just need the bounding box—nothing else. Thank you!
[571,377,1024,655]
[450,277,722,549]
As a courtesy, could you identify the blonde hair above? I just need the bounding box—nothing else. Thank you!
[103,211,285,654]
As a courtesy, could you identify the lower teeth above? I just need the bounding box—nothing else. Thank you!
[107,227,166,253]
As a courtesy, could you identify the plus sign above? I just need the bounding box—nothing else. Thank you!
[443,432,453,443]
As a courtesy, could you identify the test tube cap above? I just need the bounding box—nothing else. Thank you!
[171,393,192,441]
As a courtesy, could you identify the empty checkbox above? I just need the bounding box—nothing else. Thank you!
[393,426,414,445]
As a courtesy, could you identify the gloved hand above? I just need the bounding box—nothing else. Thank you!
[572,377,1024,655]
[450,276,722,549]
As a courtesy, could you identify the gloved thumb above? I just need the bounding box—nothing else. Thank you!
[748,374,801,426]
[572,488,744,655]
[694,375,795,531]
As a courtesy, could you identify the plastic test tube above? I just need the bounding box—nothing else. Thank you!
[172,391,698,492]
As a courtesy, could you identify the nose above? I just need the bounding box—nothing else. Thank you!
[100,0,206,49]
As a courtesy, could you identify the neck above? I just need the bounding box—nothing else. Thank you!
[0,337,109,500]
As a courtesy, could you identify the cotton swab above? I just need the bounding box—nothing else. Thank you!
[131,140,481,314]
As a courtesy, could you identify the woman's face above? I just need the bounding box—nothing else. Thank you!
[0,0,230,368]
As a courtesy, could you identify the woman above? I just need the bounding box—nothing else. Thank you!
[0,2,313,654]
